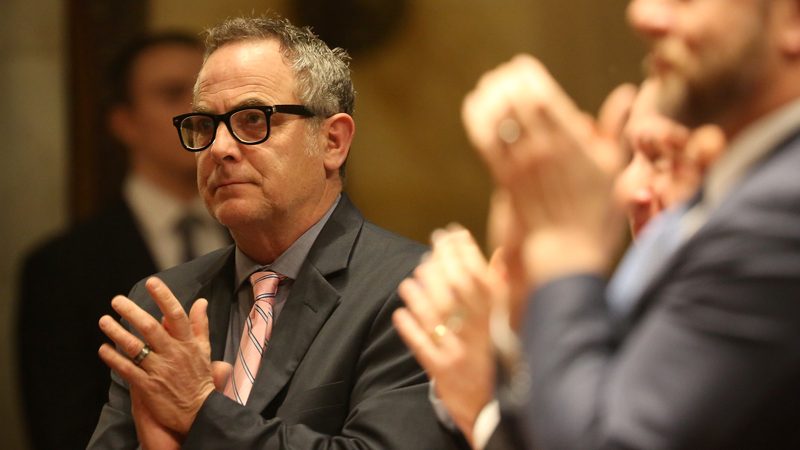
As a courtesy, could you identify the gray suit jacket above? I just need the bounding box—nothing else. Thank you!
[88,195,459,449]
[495,131,800,450]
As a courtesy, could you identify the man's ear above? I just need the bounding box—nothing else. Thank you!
[108,104,137,148]
[321,113,355,173]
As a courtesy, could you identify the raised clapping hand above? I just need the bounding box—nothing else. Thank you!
[393,225,506,445]
[97,277,219,448]
[462,54,635,289]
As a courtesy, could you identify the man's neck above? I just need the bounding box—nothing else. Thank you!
[720,71,800,141]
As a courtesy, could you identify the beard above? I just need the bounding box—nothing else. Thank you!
[650,27,768,129]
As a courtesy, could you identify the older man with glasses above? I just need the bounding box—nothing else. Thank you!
[88,14,462,450]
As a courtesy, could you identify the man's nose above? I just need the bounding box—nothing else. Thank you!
[627,0,674,40]
[209,122,243,163]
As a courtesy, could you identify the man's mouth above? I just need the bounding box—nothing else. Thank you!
[214,179,250,191]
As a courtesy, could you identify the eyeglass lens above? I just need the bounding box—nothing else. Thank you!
[179,108,270,150]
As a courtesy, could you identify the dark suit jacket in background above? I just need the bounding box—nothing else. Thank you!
[496,131,800,450]
[88,195,460,449]
[17,201,157,450]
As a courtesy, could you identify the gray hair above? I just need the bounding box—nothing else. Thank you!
[202,14,355,118]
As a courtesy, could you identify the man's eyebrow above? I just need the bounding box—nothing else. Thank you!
[191,98,271,114]
[237,98,271,108]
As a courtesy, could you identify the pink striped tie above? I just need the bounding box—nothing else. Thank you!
[224,270,282,404]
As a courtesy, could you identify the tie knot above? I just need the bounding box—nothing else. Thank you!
[249,270,283,302]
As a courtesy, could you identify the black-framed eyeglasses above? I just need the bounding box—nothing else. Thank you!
[172,104,315,152]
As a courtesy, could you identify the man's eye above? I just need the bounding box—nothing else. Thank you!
[236,111,266,127]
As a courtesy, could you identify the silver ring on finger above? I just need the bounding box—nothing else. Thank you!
[132,343,151,366]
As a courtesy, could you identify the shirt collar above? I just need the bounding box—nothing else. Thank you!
[234,194,341,289]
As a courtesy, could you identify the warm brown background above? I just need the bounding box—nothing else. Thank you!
[0,1,642,448]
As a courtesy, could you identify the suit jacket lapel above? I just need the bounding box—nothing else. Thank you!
[245,195,364,412]
[197,251,237,362]
[172,246,237,362]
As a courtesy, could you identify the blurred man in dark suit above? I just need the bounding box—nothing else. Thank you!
[399,0,800,448]
[17,32,229,450]
[394,79,725,448]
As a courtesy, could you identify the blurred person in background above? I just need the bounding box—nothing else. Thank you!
[17,32,229,450]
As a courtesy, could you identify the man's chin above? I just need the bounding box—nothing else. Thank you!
[211,201,259,229]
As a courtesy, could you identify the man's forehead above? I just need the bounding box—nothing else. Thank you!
[193,41,297,109]
[202,39,287,72]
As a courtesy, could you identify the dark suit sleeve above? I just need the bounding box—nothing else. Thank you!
[183,288,459,449]
[514,233,800,450]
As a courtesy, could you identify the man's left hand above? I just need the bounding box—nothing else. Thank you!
[98,277,215,436]
[393,226,500,444]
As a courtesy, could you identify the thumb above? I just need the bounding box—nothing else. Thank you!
[488,247,508,282]
[595,83,638,175]
[598,83,637,141]
[211,361,233,393]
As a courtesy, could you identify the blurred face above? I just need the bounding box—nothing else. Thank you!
[615,78,686,237]
[193,39,327,231]
[627,0,770,127]
[121,43,202,181]
[615,149,667,237]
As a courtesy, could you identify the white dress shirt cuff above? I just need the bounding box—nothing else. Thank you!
[472,399,500,450]
[428,379,458,430]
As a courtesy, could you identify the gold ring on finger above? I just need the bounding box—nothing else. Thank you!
[431,324,449,345]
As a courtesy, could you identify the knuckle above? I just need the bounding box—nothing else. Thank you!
[139,319,159,336]
[167,305,185,319]
[125,338,143,356]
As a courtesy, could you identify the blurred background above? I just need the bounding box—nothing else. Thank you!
[0,0,641,447]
